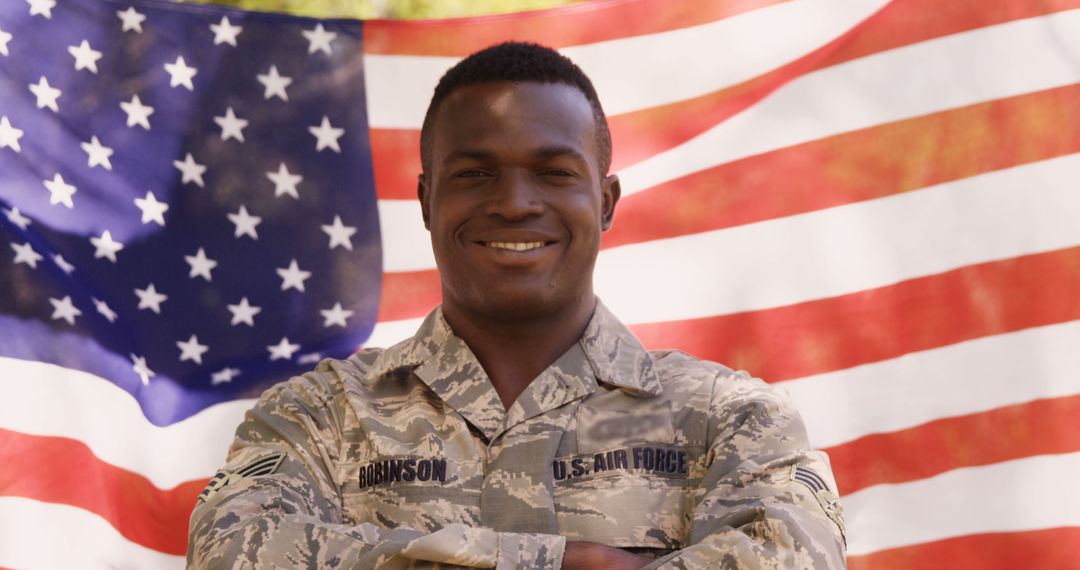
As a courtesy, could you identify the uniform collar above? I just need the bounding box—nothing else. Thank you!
[367,299,662,438]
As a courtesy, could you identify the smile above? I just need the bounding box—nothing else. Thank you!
[483,241,548,251]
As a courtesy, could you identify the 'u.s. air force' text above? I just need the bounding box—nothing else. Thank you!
[553,445,689,481]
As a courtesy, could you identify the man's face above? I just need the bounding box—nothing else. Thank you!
[420,81,619,321]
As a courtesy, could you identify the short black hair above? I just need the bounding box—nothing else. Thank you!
[419,42,612,178]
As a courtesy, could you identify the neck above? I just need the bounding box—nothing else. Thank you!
[442,295,596,409]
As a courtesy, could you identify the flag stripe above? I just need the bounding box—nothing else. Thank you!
[828,394,1080,495]
[604,83,1080,250]
[0,497,184,569]
[362,0,892,128]
[0,358,251,488]
[361,0,791,56]
[783,318,1080,449]
[0,429,199,556]
[634,246,1080,383]
[848,527,1080,570]
[368,0,1080,200]
[842,452,1080,556]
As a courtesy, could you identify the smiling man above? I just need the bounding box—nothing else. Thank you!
[188,43,846,569]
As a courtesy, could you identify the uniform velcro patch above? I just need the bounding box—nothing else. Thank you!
[790,465,846,544]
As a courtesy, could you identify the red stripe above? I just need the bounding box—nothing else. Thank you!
[362,0,790,56]
[848,527,1080,570]
[604,83,1080,249]
[630,246,1080,382]
[367,0,1080,201]
[378,269,442,323]
[0,428,202,555]
[829,395,1080,496]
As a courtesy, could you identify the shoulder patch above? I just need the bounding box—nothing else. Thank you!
[790,465,846,544]
[197,452,286,504]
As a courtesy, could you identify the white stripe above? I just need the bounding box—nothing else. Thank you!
[620,9,1080,196]
[596,153,1080,324]
[363,0,890,129]
[0,497,183,569]
[379,199,435,271]
[844,452,1080,556]
[0,358,254,489]
[782,320,1080,450]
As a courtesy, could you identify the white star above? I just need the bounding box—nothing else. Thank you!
[227,297,261,326]
[0,116,24,153]
[117,7,146,33]
[4,207,31,230]
[173,153,206,187]
[134,283,167,314]
[210,16,242,46]
[266,162,302,199]
[256,65,291,101]
[92,297,117,322]
[68,40,103,74]
[11,241,44,269]
[184,247,217,281]
[81,136,114,171]
[277,259,311,292]
[297,352,322,364]
[27,0,56,19]
[177,334,209,364]
[49,295,81,325]
[28,76,61,112]
[120,95,154,130]
[267,337,300,361]
[302,23,337,55]
[308,116,344,153]
[53,254,75,274]
[321,215,356,250]
[227,205,261,239]
[213,106,248,142]
[130,354,154,385]
[211,367,240,385]
[90,230,124,262]
[164,56,197,91]
[320,302,354,328]
[133,190,168,226]
[43,174,76,208]
[0,28,12,57]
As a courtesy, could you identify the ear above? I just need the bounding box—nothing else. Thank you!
[600,174,621,231]
[417,173,432,231]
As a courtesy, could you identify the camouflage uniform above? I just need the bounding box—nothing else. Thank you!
[188,301,846,569]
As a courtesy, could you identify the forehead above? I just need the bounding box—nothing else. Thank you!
[430,81,597,161]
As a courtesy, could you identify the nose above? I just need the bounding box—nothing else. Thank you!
[485,169,544,222]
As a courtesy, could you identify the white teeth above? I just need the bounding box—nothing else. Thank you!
[486,241,545,251]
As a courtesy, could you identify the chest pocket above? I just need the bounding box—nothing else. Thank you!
[341,457,484,531]
[552,445,699,549]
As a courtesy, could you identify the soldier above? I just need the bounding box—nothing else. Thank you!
[188,42,846,569]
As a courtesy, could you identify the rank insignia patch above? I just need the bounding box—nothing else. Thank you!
[790,465,846,543]
[197,452,286,504]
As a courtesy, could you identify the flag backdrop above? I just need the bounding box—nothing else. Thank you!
[2,0,1080,567]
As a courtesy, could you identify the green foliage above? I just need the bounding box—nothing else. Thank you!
[178,0,583,19]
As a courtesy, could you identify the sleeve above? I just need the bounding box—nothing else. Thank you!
[186,368,566,570]
[641,374,846,569]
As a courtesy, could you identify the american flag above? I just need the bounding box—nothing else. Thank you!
[2,0,1080,567]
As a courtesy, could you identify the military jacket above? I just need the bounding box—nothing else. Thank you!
[188,302,846,569]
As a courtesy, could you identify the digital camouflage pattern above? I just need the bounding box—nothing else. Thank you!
[188,301,846,568]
